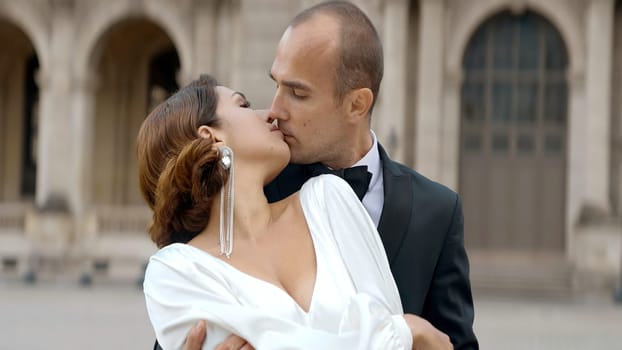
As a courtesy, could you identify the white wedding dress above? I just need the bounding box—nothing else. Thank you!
[143,175,412,350]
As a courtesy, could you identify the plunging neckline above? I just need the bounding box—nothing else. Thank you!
[180,195,321,315]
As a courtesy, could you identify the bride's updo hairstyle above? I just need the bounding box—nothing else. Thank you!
[136,74,228,248]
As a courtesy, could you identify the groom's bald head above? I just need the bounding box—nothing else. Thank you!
[288,1,383,113]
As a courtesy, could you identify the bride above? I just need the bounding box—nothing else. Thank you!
[137,74,449,350]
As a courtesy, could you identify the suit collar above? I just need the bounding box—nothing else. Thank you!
[377,144,414,263]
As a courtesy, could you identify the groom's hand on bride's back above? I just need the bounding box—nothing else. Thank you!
[182,320,255,350]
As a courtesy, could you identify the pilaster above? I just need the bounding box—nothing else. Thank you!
[583,0,614,214]
[36,2,75,210]
[376,0,409,162]
[414,0,445,180]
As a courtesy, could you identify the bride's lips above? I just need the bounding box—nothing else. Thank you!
[270,125,285,139]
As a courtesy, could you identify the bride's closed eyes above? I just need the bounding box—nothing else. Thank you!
[231,91,251,108]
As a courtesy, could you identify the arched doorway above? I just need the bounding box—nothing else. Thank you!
[91,19,180,207]
[0,19,39,202]
[460,11,568,253]
[0,18,40,273]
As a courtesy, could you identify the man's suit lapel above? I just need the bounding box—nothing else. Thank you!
[377,144,414,264]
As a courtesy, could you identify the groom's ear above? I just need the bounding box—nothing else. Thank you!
[345,88,373,124]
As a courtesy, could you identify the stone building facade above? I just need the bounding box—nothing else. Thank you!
[0,0,620,294]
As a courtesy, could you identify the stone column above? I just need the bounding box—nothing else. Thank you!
[70,73,97,226]
[583,0,614,214]
[375,0,409,162]
[414,0,444,181]
[36,2,75,211]
[24,1,76,275]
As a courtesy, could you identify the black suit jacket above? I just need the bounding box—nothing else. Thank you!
[264,144,478,350]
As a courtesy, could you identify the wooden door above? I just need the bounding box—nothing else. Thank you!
[460,11,568,252]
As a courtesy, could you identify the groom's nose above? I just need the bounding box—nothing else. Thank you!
[269,89,288,122]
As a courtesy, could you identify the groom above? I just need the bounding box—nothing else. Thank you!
[174,1,478,349]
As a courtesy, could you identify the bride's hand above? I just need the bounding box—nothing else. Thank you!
[403,314,453,350]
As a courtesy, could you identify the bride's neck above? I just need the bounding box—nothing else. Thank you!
[233,179,273,239]
[207,167,275,240]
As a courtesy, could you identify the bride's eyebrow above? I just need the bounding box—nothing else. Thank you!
[231,91,248,101]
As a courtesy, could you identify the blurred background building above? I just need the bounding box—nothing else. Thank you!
[0,0,620,296]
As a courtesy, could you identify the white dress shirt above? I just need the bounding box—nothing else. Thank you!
[353,130,384,227]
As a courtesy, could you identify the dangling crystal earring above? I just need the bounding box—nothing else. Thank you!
[219,146,234,258]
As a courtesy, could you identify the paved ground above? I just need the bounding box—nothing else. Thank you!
[0,280,153,350]
[1,279,622,350]
[473,294,622,350]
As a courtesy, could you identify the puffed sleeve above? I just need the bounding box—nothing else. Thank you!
[300,175,404,313]
[300,175,413,348]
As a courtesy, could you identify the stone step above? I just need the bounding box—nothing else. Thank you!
[469,251,574,298]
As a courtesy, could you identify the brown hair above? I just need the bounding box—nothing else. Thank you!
[136,74,228,248]
[291,1,383,113]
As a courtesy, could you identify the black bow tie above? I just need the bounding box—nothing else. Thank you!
[307,163,372,200]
